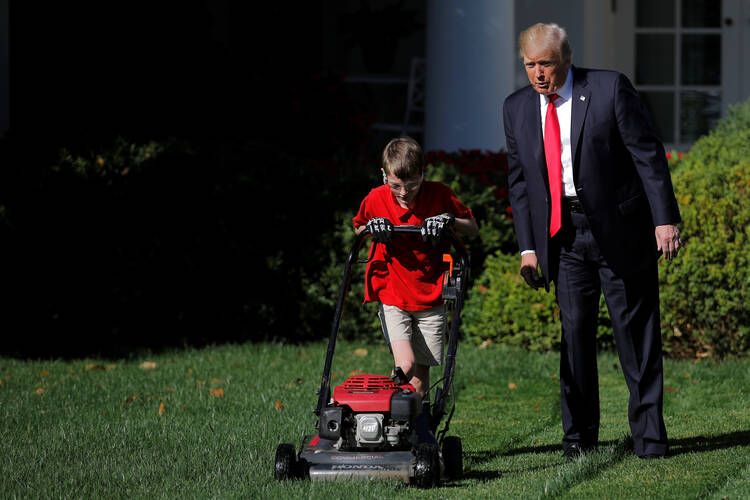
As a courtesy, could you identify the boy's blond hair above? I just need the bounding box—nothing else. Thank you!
[382,136,423,179]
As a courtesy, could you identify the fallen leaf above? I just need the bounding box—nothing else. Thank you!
[475,395,485,400]
[106,364,117,371]
[86,364,106,371]
[696,351,710,358]
[35,388,46,395]
[479,339,492,349]
[537,440,542,445]
[209,388,224,398]
[158,400,165,416]
[166,387,176,393]
[348,369,363,377]
[508,382,518,389]
[534,406,541,411]
[275,400,285,411]
[285,378,304,388]
[684,373,691,378]
[123,395,139,404]
[0,379,3,387]
[140,362,157,370]
[665,386,678,393]
[40,370,50,377]
[211,378,223,384]
[354,348,368,357]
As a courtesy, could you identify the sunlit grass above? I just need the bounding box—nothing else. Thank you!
[1,342,748,498]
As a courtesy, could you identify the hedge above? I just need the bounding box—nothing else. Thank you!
[462,251,612,351]
[659,99,750,357]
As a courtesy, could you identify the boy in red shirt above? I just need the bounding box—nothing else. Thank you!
[353,137,478,399]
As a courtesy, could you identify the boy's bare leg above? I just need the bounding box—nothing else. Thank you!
[390,339,416,382]
[411,364,430,396]
[390,340,432,396]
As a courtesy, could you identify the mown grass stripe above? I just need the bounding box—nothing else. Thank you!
[539,435,632,498]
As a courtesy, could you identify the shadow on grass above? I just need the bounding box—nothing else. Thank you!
[468,430,750,464]
[668,430,750,456]
[467,439,621,463]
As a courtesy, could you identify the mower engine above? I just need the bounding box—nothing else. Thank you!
[319,374,422,450]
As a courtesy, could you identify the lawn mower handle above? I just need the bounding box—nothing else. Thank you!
[315,224,470,433]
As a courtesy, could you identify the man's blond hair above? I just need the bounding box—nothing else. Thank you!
[519,23,572,64]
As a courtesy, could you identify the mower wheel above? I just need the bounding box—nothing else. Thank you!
[413,442,440,488]
[274,443,298,480]
[442,436,463,479]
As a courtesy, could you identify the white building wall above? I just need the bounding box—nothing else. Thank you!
[424,0,515,152]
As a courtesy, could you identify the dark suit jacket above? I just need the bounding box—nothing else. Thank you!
[503,66,681,282]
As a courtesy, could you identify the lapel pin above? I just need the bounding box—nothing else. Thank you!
[579,95,586,101]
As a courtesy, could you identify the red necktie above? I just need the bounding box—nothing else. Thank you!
[544,94,562,237]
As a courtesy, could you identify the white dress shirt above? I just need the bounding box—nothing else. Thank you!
[521,68,575,256]
[540,68,576,198]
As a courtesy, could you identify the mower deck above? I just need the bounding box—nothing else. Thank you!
[300,436,414,483]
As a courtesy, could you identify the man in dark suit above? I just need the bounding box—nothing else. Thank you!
[503,23,682,459]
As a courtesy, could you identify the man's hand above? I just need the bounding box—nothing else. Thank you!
[655,224,682,260]
[366,217,394,243]
[421,213,455,245]
[520,253,545,289]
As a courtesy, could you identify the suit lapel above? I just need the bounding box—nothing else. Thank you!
[570,67,590,182]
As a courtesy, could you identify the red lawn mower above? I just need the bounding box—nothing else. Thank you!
[274,225,469,487]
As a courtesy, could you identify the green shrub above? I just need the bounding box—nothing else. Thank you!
[424,158,517,272]
[56,137,172,182]
[659,100,750,357]
[299,210,381,341]
[462,251,612,351]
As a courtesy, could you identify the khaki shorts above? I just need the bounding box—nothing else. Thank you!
[378,303,445,366]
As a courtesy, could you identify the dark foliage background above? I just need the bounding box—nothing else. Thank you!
[0,1,391,357]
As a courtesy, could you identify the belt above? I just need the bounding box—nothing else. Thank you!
[564,197,584,213]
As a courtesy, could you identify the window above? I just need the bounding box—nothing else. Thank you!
[634,0,722,148]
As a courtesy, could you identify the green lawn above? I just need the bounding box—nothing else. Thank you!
[1,341,748,498]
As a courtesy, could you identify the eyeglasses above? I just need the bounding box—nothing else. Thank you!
[387,176,423,193]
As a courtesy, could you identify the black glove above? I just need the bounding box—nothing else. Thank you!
[421,213,455,245]
[520,265,545,290]
[366,217,393,243]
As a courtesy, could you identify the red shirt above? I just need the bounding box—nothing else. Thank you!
[352,181,473,311]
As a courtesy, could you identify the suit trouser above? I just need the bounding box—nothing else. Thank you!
[554,211,668,457]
